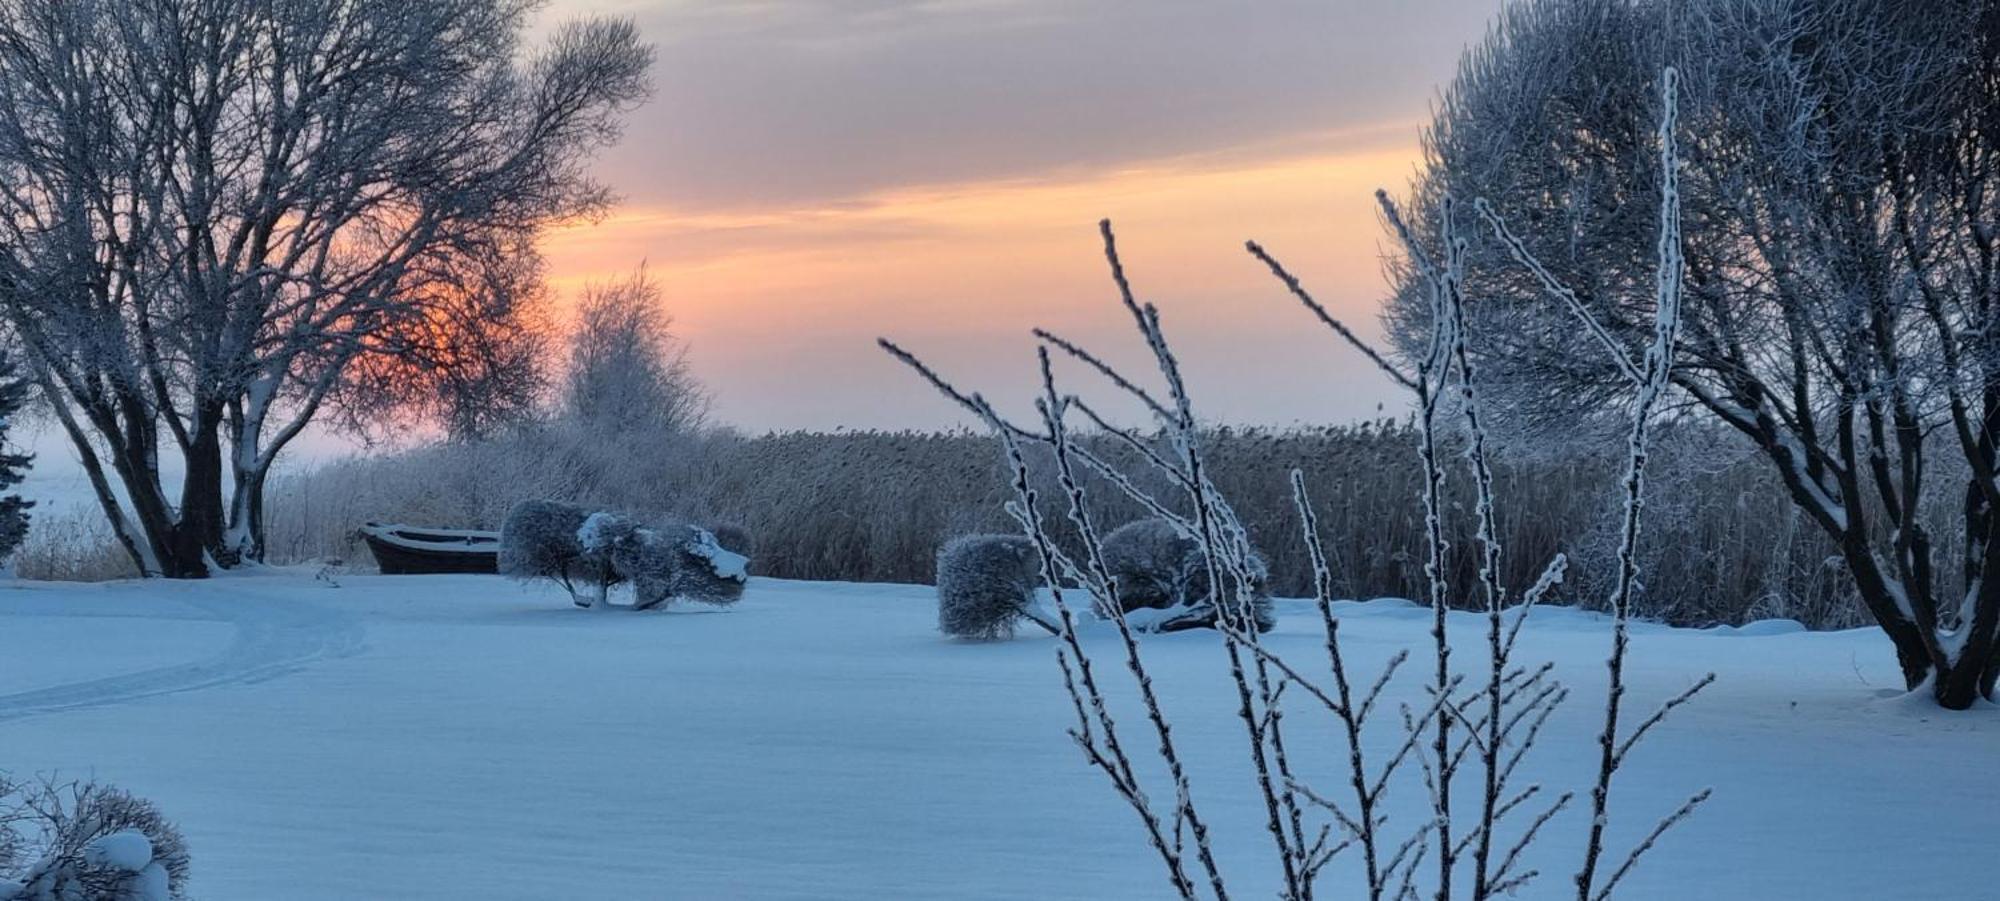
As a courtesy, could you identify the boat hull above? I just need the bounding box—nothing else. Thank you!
[358,522,501,575]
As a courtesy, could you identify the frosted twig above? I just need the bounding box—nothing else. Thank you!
[1245,240,1417,391]
[1035,328,1178,425]
[1614,674,1716,766]
[1590,789,1712,901]
[1504,554,1570,658]
[1572,67,1696,901]
[877,339,1048,443]
[1492,790,1574,889]
[1471,202,1645,386]
[1030,347,1232,899]
[1358,650,1411,727]
[1377,188,1463,899]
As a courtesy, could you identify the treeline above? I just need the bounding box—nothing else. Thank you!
[229,419,1893,629]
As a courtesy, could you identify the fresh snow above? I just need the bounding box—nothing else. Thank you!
[688,530,750,581]
[82,830,154,872]
[574,512,623,553]
[0,571,1995,899]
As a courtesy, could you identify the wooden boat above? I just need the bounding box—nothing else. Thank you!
[358,522,501,575]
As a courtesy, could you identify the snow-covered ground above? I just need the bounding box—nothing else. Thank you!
[0,571,1992,899]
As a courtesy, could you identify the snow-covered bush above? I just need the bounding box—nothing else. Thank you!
[500,499,617,607]
[1100,519,1274,633]
[935,534,1052,640]
[663,525,750,607]
[576,512,661,609]
[0,778,190,901]
[578,513,748,611]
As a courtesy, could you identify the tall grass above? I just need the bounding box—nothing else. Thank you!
[10,505,140,582]
[247,419,1873,629]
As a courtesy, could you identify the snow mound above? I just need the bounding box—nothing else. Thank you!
[685,529,748,582]
[575,512,628,554]
[83,830,153,872]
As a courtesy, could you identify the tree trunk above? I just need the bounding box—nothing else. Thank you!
[1837,540,1936,690]
[228,460,269,563]
[165,408,229,578]
[1932,518,2000,709]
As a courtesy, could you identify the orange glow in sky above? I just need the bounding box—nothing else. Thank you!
[530,0,1498,431]
[540,128,1426,430]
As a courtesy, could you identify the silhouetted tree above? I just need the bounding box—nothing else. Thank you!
[0,0,652,575]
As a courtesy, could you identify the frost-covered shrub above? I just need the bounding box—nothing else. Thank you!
[664,524,750,607]
[579,513,749,610]
[1100,518,1274,633]
[935,534,1049,640]
[0,779,190,901]
[500,499,617,607]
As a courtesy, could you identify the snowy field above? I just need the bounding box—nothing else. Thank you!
[0,571,1993,899]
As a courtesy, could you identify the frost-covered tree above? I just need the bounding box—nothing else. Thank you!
[565,268,708,440]
[0,351,30,566]
[935,534,1053,640]
[1397,0,2000,708]
[0,0,652,577]
[500,500,616,608]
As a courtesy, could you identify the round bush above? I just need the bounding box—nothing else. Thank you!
[936,534,1042,640]
[1099,518,1274,632]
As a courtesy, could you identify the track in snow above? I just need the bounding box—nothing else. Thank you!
[0,582,364,723]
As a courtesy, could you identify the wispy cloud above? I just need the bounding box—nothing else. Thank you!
[530,0,1492,429]
[553,0,1490,210]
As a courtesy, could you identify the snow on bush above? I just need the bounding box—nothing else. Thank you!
[578,513,748,611]
[500,500,617,608]
[0,778,190,901]
[1099,518,1274,633]
[662,524,749,606]
[935,534,1053,640]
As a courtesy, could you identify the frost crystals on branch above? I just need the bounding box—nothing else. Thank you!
[1470,66,1715,901]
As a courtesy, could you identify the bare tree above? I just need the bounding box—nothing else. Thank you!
[564,266,709,440]
[0,0,652,576]
[1398,0,2000,708]
[335,235,555,445]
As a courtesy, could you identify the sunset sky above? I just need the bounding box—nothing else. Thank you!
[538,0,1501,431]
[12,0,1504,509]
